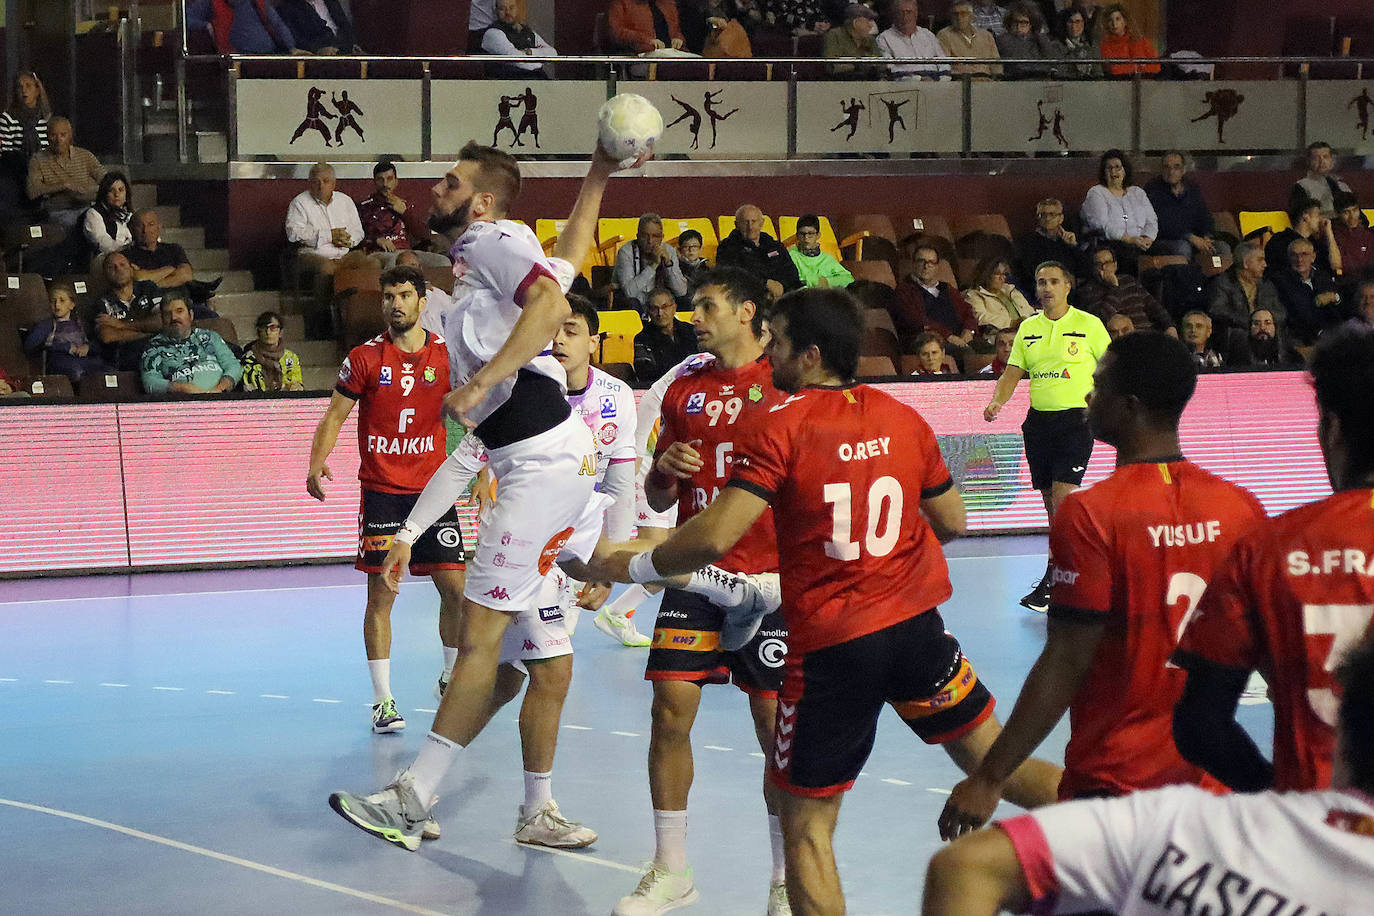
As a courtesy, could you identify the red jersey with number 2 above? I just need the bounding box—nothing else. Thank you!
[1174,488,1374,792]
[654,356,779,576]
[729,384,954,655]
[1048,460,1266,799]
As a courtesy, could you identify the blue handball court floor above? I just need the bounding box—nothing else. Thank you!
[0,536,1273,916]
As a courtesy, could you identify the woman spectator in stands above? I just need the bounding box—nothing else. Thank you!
[1206,239,1284,338]
[23,282,105,383]
[81,171,133,262]
[185,0,302,54]
[1053,7,1099,78]
[1096,3,1158,77]
[276,0,360,54]
[481,0,556,77]
[609,0,686,53]
[703,0,755,58]
[996,3,1058,79]
[1080,148,1158,273]
[964,256,1036,331]
[910,332,952,376]
[241,310,304,392]
[0,70,50,216]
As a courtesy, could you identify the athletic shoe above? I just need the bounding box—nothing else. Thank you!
[436,671,450,700]
[514,800,598,848]
[422,817,441,841]
[766,880,792,915]
[612,863,699,915]
[1018,582,1050,614]
[594,608,652,647]
[720,572,782,652]
[328,770,434,852]
[371,697,406,733]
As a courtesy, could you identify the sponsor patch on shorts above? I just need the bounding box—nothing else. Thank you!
[652,628,720,652]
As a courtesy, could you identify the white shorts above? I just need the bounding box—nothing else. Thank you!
[463,414,604,613]
[635,474,677,531]
[500,569,576,671]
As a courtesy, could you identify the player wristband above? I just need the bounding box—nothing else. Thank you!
[627,550,664,584]
[394,521,424,546]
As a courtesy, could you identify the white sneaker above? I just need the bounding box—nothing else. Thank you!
[595,608,653,647]
[720,572,782,652]
[422,818,441,840]
[766,880,791,915]
[514,800,598,848]
[328,770,434,852]
[613,863,699,915]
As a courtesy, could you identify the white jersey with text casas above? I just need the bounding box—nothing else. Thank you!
[634,351,716,528]
[440,218,577,425]
[570,365,637,485]
[998,784,1374,915]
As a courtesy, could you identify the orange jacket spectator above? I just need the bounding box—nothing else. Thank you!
[608,0,684,53]
[1097,4,1159,76]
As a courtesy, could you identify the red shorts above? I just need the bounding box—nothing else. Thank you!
[356,488,466,575]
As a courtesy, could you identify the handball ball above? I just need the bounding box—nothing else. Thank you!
[597,93,664,165]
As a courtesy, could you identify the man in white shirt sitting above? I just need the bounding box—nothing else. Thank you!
[285,160,367,334]
[877,0,949,81]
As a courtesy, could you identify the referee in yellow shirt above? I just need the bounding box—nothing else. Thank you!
[984,260,1110,612]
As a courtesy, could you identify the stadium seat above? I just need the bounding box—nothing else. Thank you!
[718,214,778,243]
[842,260,895,288]
[55,274,100,316]
[339,290,385,351]
[597,310,642,364]
[595,361,635,384]
[77,370,141,402]
[420,265,455,296]
[27,374,75,398]
[598,218,641,254]
[860,327,900,364]
[1239,211,1290,237]
[2,273,51,328]
[2,222,67,259]
[954,257,980,289]
[535,219,567,254]
[777,216,841,261]
[952,213,1013,242]
[1212,211,1241,241]
[333,268,382,297]
[195,317,239,346]
[954,231,1015,272]
[1195,248,1233,279]
[964,352,997,374]
[898,353,921,376]
[861,308,897,336]
[902,214,953,244]
[837,214,898,262]
[856,355,896,378]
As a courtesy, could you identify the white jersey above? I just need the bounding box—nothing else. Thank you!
[569,365,637,484]
[634,351,716,529]
[440,218,577,425]
[999,785,1374,916]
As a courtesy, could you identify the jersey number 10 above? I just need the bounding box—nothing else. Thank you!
[823,477,904,561]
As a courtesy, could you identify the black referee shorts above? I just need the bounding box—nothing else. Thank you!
[1022,407,1093,491]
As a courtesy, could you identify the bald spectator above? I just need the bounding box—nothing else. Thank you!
[938,1,1002,78]
[1077,244,1175,334]
[1272,236,1345,344]
[125,208,193,290]
[608,0,685,53]
[481,0,556,77]
[1289,141,1352,219]
[824,4,884,78]
[615,213,688,313]
[1013,198,1081,288]
[26,116,103,230]
[285,160,365,331]
[715,203,801,300]
[140,293,242,395]
[1105,311,1134,339]
[891,240,978,359]
[1205,239,1285,337]
[877,0,949,81]
[95,251,164,371]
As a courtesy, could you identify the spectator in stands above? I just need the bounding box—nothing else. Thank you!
[964,256,1036,330]
[140,293,242,395]
[1235,307,1299,367]
[676,229,711,286]
[1357,280,1374,328]
[285,160,365,324]
[876,0,949,81]
[715,203,801,299]
[1144,151,1214,258]
[938,1,1002,78]
[609,0,685,53]
[26,117,103,231]
[23,281,106,382]
[788,214,853,288]
[0,71,50,215]
[997,3,1058,79]
[1330,191,1374,281]
[759,0,828,35]
[980,325,1016,374]
[971,0,1008,36]
[482,0,556,77]
[276,0,360,54]
[358,159,448,270]
[633,287,697,383]
[1053,6,1100,78]
[891,241,978,360]
[125,208,220,315]
[1272,236,1345,345]
[241,310,304,392]
[1266,199,1337,278]
[702,0,756,58]
[469,0,496,50]
[1206,239,1284,337]
[1179,309,1223,368]
[1014,198,1080,288]
[1290,141,1352,219]
[1105,311,1134,339]
[1080,148,1157,272]
[615,213,688,313]
[95,251,164,371]
[910,332,950,375]
[81,171,133,260]
[1077,244,1174,333]
[1096,3,1158,77]
[186,0,302,54]
[0,361,24,397]
[824,4,883,78]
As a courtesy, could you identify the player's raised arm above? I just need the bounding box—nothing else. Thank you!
[307,391,356,501]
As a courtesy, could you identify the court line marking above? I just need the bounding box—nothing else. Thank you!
[0,797,454,916]
[610,731,640,737]
[512,840,644,875]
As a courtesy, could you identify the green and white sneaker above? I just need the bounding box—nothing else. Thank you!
[594,608,652,647]
[513,799,597,848]
[371,697,405,733]
[328,770,434,852]
[612,862,699,915]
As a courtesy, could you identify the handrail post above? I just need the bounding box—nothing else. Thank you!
[175,56,189,163]
[786,66,797,159]
[1298,59,1309,151]
[421,61,432,162]
[227,62,240,162]
[961,74,972,156]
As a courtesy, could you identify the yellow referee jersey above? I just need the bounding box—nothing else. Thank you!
[1007,307,1111,411]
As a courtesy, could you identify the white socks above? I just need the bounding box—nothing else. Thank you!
[523,770,553,812]
[407,732,461,805]
[368,658,392,703]
[442,646,459,675]
[769,814,787,884]
[604,583,651,619]
[653,809,689,872]
[684,567,749,607]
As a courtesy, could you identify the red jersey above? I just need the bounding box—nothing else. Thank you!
[336,330,451,494]
[1049,460,1266,800]
[1175,488,1374,791]
[729,384,954,655]
[654,355,780,576]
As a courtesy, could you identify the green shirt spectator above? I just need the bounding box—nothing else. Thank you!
[140,295,242,394]
[788,216,854,289]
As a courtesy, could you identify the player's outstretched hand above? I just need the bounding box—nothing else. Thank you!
[938,775,1003,841]
[982,401,1002,423]
[657,440,704,479]
[307,464,333,501]
[576,582,612,611]
[591,142,654,177]
[379,541,412,594]
[444,381,490,429]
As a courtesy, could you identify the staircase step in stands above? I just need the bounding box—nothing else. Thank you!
[196,269,254,293]
[185,247,229,270]
[301,365,339,391]
[295,340,340,366]
[132,183,158,209]
[212,290,283,317]
[161,226,204,249]
[151,205,181,228]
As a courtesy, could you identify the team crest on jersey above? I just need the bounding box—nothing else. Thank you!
[599,422,618,445]
[600,395,617,417]
[1066,341,1080,356]
[423,367,436,383]
[686,392,706,414]
[379,366,393,385]
[748,384,763,402]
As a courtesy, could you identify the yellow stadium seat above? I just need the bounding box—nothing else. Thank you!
[1238,211,1290,237]
[535,218,567,253]
[718,214,777,244]
[598,309,643,364]
[777,216,841,261]
[676,311,692,322]
[598,218,641,252]
[1364,209,1374,226]
[665,218,720,263]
